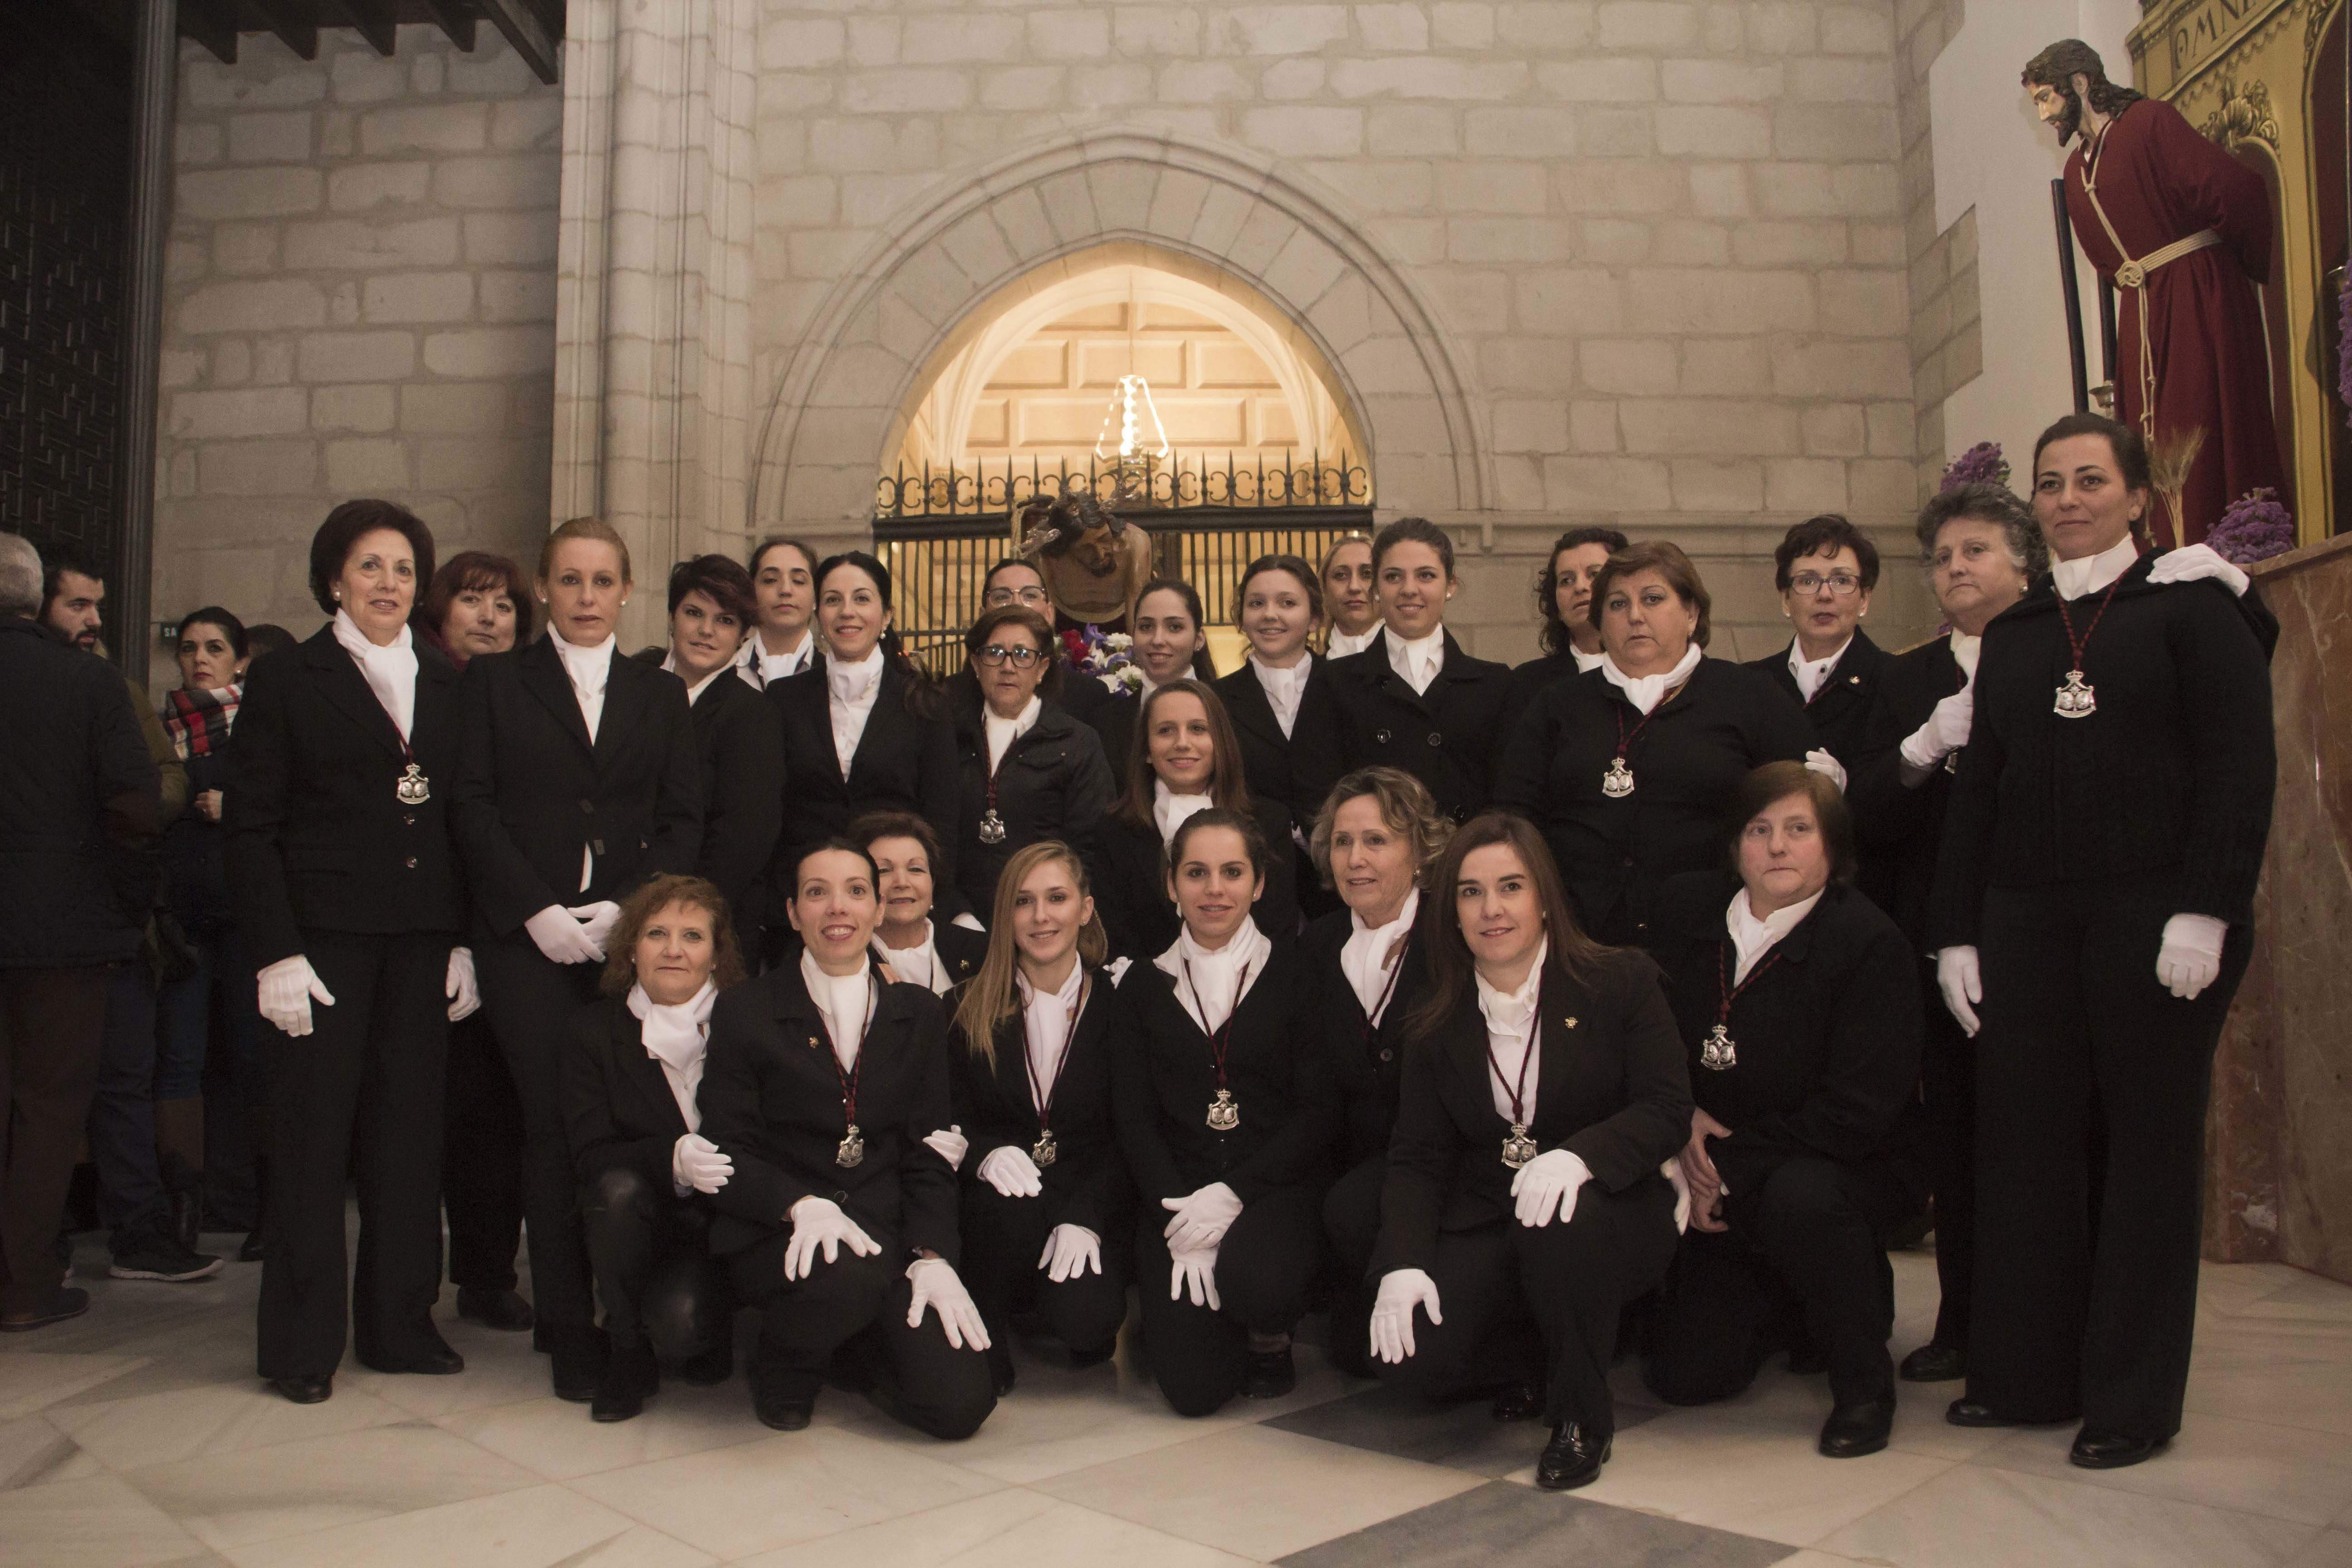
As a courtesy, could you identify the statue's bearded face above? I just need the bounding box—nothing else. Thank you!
[1063,522,1121,578]
[2028,78,2082,144]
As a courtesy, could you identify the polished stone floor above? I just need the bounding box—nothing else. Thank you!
[4,1228,2350,1568]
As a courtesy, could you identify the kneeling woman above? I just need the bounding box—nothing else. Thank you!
[949,842,1132,1393]
[1367,813,1690,1491]
[1114,810,1335,1415]
[563,875,747,1422]
[1644,763,1923,1458]
[698,841,995,1438]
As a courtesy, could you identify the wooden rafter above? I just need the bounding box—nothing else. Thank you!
[331,0,396,57]
[478,0,558,83]
[177,0,237,63]
[248,0,319,60]
[417,0,477,51]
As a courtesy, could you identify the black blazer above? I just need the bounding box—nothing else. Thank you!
[1928,559,2277,947]
[766,658,959,918]
[1212,659,1346,828]
[1373,951,1691,1274]
[1300,908,1431,1169]
[677,667,784,952]
[1846,635,1969,949]
[450,636,702,936]
[697,960,959,1262]
[874,919,990,992]
[1084,797,1301,961]
[1326,629,1514,823]
[1111,943,1338,1205]
[948,970,1132,1240]
[951,696,1116,916]
[1504,646,1592,714]
[1087,689,1140,794]
[563,994,695,1194]
[225,624,466,967]
[1493,657,1816,947]
[1650,872,1921,1194]
[1744,628,1888,773]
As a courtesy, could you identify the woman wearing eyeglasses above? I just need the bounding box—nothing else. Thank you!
[1742,517,1888,776]
[977,557,1108,728]
[951,606,1116,920]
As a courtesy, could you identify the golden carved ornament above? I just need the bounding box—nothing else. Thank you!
[2201,75,2282,148]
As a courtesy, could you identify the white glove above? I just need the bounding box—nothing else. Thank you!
[1900,684,1975,770]
[1936,945,1982,1037]
[906,1257,991,1350]
[257,955,336,1038]
[924,1125,970,1170]
[1803,748,1847,793]
[568,901,623,956]
[977,1144,1044,1198]
[1038,1223,1102,1282]
[445,946,480,1022]
[671,1132,733,1194]
[524,903,603,965]
[2156,912,2227,1000]
[2148,543,2250,597]
[1662,1157,1693,1234]
[1509,1148,1592,1228]
[1368,1268,1443,1365]
[1161,1181,1244,1253]
[784,1196,879,1280]
[1168,1242,1221,1310]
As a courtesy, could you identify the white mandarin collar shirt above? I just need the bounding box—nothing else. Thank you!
[1571,645,1607,673]
[2052,534,2141,600]
[552,631,617,742]
[984,694,1041,771]
[331,608,417,741]
[800,951,873,1071]
[828,647,886,779]
[1475,936,1548,1122]
[1340,886,1418,1024]
[1725,887,1824,986]
[1386,627,1446,696]
[874,921,949,997]
[737,628,815,688]
[1250,654,1310,738]
[1787,635,1853,703]
[1326,625,1378,659]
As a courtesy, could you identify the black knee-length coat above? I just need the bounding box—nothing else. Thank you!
[1325,629,1514,824]
[948,971,1131,1241]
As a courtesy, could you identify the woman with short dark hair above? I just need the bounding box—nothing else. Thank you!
[855,810,987,994]
[1744,514,1888,774]
[1508,527,1629,707]
[421,552,534,668]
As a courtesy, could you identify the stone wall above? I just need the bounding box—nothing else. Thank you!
[152,25,559,660]
[1893,0,1973,495]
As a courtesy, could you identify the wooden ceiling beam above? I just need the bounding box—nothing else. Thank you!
[249,0,319,60]
[331,0,397,57]
[177,0,238,64]
[477,0,557,82]
[417,0,477,51]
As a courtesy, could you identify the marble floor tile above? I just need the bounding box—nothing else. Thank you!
[215,1483,713,1568]
[568,1425,1004,1561]
[1034,1421,1483,1560]
[1265,1379,1658,1478]
[0,1471,209,1566]
[735,1489,1259,1568]
[1816,1464,2320,1568]
[123,1418,541,1550]
[40,1320,259,1409]
[338,1339,563,1418]
[2220,1272,2352,1325]
[1275,1478,1797,1568]
[432,1384,773,1480]
[0,1352,149,1421]
[0,1412,104,1492]
[51,1379,411,1470]
[1975,1412,2352,1526]
[2283,1529,2352,1567]
[2198,1264,2320,1318]
[2184,1320,2352,1437]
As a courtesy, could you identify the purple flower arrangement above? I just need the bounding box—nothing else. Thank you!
[1060,623,1144,696]
[2206,488,2295,565]
[1940,441,2010,492]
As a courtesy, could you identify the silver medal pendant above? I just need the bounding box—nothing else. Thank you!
[2053,669,2096,719]
[1031,1131,1058,1168]
[396,764,430,805]
[835,1124,865,1168]
[1943,750,1960,774]
[1602,756,1635,798]
[977,809,1007,845]
[1700,1024,1737,1072]
[1205,1088,1240,1131]
[1501,1122,1538,1169]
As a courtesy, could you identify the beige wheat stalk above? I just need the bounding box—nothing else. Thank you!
[2147,426,2207,542]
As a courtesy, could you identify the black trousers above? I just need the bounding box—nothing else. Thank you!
[1970,876,2250,1440]
[959,1182,1130,1357]
[1134,1183,1325,1417]
[258,930,451,1379]
[475,933,603,1331]
[89,960,165,1242]
[1646,1153,1916,1408]
[1382,1179,1676,1433]
[1917,960,1977,1353]
[579,1167,728,1358]
[1322,1154,1386,1379]
[441,1009,524,1293]
[727,1228,995,1439]
[0,966,108,1314]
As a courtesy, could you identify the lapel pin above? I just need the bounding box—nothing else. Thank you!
[1847,674,1861,685]
[1563,1017,1578,1028]
[806,1034,820,1049]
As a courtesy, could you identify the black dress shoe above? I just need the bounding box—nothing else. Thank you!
[270,1374,332,1404]
[360,1333,465,1376]
[0,1287,91,1333]
[2070,1431,2168,1470]
[986,1342,1017,1397]
[1819,1395,1896,1458]
[1534,1422,1611,1490]
[456,1286,536,1333]
[1946,1398,2031,1428]
[1490,1379,1546,1423]
[675,1340,734,1386]
[752,1380,815,1431]
[1068,1342,1116,1370]
[550,1324,610,1403]
[238,1230,266,1263]
[1243,1345,1295,1398]
[1900,1342,1967,1383]
[592,1341,659,1423]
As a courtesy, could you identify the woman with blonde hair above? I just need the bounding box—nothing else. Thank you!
[948,841,1131,1394]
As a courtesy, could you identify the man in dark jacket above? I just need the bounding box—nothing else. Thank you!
[0,533,165,1330]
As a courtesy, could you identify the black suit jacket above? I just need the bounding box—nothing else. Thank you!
[1504,646,1592,714]
[767,659,959,918]
[450,636,702,936]
[698,961,959,1261]
[951,696,1116,916]
[1744,629,1888,773]
[1374,951,1691,1274]
[1083,798,1301,961]
[1212,659,1345,828]
[676,667,784,951]
[1327,629,1514,823]
[948,971,1132,1239]
[563,994,694,1192]
[225,624,466,966]
[1300,909,1431,1169]
[1846,635,1969,949]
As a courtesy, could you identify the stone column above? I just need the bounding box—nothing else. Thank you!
[553,0,756,649]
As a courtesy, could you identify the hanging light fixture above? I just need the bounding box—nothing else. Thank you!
[1093,373,1171,465]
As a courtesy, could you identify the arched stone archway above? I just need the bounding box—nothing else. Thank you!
[750,127,1489,532]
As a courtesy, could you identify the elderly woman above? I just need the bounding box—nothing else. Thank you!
[1366,814,1690,1490]
[1644,764,1925,1459]
[1303,766,1450,1379]
[951,605,1116,918]
[1929,412,2275,1469]
[1507,527,1628,708]
[856,811,987,994]
[564,874,747,1421]
[1494,541,1817,950]
[1318,532,1380,659]
[1743,515,1889,774]
[1847,483,2042,1385]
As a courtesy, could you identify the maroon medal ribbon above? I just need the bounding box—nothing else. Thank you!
[1182,957,1252,1130]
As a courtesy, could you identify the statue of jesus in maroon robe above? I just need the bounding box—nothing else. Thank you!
[2024,40,2286,547]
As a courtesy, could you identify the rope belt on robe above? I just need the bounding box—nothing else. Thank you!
[2078,144,2222,446]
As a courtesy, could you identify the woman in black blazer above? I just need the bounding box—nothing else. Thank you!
[1113,809,1336,1416]
[855,811,988,994]
[1494,541,1818,950]
[952,606,1116,917]
[764,552,959,951]
[1644,765,1925,1460]
[1505,526,1626,710]
[948,841,1132,1394]
[1086,680,1299,959]
[698,840,995,1438]
[1301,767,1449,1377]
[1741,515,1890,775]
[1212,555,1344,917]
[225,500,473,1405]
[563,874,747,1422]
[449,516,703,1403]
[1086,577,1220,790]
[1366,813,1690,1491]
